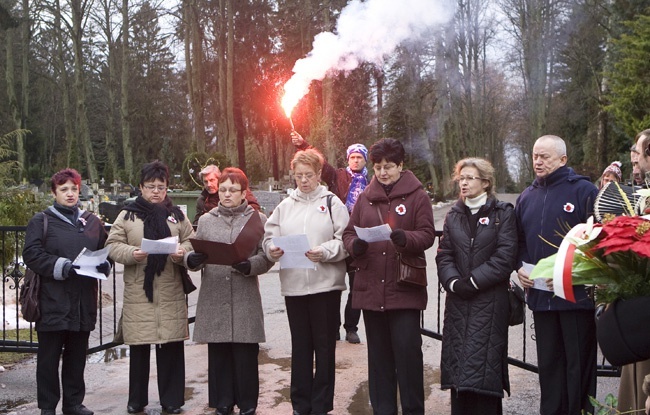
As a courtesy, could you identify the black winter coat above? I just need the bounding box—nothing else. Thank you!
[436,197,517,397]
[23,207,107,332]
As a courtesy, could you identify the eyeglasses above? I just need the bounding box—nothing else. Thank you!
[455,176,483,182]
[295,173,316,181]
[143,185,167,192]
[218,187,242,194]
[373,163,398,172]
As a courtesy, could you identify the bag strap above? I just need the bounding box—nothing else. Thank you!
[375,206,384,224]
[41,212,48,244]
[326,194,334,222]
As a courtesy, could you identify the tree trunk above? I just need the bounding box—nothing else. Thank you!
[54,0,77,169]
[121,0,133,183]
[186,0,205,152]
[225,0,236,162]
[70,0,97,182]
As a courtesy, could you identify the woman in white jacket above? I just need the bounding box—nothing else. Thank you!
[263,148,349,415]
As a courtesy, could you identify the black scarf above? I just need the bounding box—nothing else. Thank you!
[122,196,186,302]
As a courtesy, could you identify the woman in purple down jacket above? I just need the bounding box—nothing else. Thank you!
[436,158,518,415]
[342,138,436,415]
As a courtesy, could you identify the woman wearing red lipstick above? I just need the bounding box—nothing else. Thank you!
[436,157,518,415]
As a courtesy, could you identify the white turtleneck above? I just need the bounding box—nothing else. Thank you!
[464,192,488,214]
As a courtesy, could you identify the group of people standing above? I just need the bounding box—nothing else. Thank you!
[22,130,650,415]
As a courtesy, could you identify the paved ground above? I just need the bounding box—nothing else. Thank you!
[0,194,620,414]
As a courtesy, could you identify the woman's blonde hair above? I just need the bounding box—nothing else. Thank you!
[453,157,495,196]
[291,148,324,173]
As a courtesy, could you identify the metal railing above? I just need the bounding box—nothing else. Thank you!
[1,225,620,378]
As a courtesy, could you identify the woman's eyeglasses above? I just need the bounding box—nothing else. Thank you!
[455,176,483,183]
[295,173,316,181]
[143,185,167,192]
[373,163,398,172]
[218,187,242,194]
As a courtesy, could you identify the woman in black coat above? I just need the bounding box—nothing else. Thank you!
[23,168,109,415]
[436,158,517,415]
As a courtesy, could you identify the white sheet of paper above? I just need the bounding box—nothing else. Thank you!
[73,246,110,280]
[354,224,393,242]
[141,236,179,254]
[272,234,315,269]
[524,261,552,292]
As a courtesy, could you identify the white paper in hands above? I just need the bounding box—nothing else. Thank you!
[73,246,110,280]
[141,236,179,254]
[354,224,393,242]
[524,261,552,292]
[272,234,315,269]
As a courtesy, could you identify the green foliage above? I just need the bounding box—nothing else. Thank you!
[0,186,50,266]
[0,130,23,185]
[606,14,650,139]
[181,152,231,190]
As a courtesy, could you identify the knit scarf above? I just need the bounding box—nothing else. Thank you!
[345,166,368,213]
[122,196,186,302]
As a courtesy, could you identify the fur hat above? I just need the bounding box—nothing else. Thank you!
[346,143,368,161]
[601,161,622,181]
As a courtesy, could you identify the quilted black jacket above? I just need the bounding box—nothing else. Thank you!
[436,197,517,397]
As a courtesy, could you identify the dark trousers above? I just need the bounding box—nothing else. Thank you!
[37,330,90,410]
[533,310,597,415]
[363,309,424,415]
[285,290,341,414]
[208,342,259,411]
[128,341,185,409]
[450,389,502,415]
[342,271,361,333]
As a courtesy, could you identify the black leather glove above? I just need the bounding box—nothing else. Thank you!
[453,278,479,300]
[96,261,111,277]
[352,238,369,257]
[187,252,207,269]
[232,260,251,275]
[390,229,407,247]
[63,262,80,279]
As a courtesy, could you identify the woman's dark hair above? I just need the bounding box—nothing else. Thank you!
[50,168,82,192]
[219,167,249,191]
[369,138,405,165]
[140,160,169,186]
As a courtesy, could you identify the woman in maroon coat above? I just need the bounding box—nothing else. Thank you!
[343,138,436,415]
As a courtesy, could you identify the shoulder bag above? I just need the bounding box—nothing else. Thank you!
[375,206,427,287]
[20,213,48,322]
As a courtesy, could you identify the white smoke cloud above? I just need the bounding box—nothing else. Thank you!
[282,0,454,112]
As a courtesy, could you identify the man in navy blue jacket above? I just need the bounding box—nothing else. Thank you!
[515,135,598,415]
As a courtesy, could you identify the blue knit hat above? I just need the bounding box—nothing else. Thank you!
[346,143,368,161]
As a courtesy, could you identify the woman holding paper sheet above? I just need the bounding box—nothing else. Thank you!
[105,160,194,415]
[342,138,435,415]
[23,168,109,415]
[186,167,272,415]
[262,149,349,415]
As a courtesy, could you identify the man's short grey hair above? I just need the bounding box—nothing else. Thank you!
[536,135,567,157]
[199,164,220,179]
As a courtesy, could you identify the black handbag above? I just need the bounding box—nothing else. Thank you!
[20,213,48,322]
[19,268,41,322]
[374,205,428,287]
[508,280,525,326]
[180,268,197,294]
[397,254,428,287]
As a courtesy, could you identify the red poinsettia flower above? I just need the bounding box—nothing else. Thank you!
[596,216,650,258]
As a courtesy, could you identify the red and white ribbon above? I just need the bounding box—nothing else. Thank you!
[552,223,586,303]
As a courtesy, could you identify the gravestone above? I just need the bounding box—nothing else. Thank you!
[252,191,286,216]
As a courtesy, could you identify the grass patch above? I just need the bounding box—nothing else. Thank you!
[0,329,37,366]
